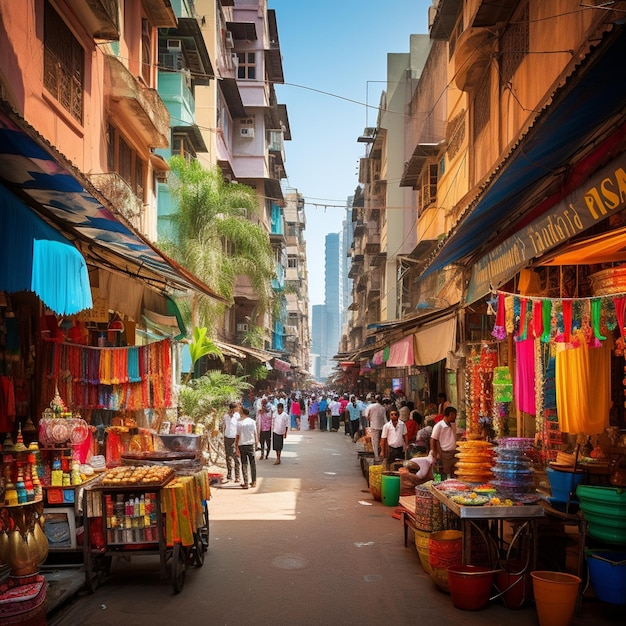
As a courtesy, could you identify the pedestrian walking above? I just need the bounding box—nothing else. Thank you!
[221,402,241,483]
[235,407,259,489]
[346,395,362,441]
[271,402,289,464]
[308,396,319,431]
[329,396,342,432]
[290,394,301,430]
[365,395,387,464]
[257,398,273,460]
[318,395,328,431]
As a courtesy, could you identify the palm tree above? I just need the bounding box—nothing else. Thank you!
[162,156,275,332]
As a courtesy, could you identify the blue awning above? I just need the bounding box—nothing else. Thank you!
[422,27,626,278]
[0,101,226,303]
[0,183,92,314]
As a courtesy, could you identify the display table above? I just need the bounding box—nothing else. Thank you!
[398,495,417,547]
[429,485,545,567]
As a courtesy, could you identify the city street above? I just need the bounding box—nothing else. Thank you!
[47,430,620,625]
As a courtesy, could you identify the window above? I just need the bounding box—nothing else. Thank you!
[418,162,438,214]
[473,71,491,140]
[106,122,146,200]
[499,3,529,88]
[172,134,197,162]
[288,257,298,269]
[43,0,84,123]
[237,52,256,79]
[141,19,152,85]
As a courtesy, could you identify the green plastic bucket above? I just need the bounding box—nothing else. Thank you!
[381,473,400,506]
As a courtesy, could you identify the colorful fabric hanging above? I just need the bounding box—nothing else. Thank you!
[541,299,552,343]
[562,300,573,342]
[491,293,507,340]
[514,337,536,414]
[517,298,528,340]
[613,296,626,339]
[532,300,543,339]
[591,298,607,341]
[555,330,611,434]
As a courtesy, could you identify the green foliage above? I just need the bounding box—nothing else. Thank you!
[241,325,265,349]
[251,364,268,382]
[162,157,275,331]
[178,370,252,431]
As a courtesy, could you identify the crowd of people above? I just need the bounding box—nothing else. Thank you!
[220,388,459,490]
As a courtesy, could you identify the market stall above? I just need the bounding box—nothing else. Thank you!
[82,465,210,594]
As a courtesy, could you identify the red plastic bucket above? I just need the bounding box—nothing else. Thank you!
[495,560,532,609]
[447,565,497,610]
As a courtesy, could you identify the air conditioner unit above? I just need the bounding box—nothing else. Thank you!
[167,39,182,52]
[225,31,234,49]
[236,323,248,332]
[240,127,255,138]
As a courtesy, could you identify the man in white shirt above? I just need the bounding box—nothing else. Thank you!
[236,408,259,489]
[381,408,408,468]
[271,402,290,465]
[221,402,241,483]
[365,395,387,464]
[329,396,342,432]
[430,406,458,479]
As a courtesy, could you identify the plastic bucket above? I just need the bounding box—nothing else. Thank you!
[587,550,626,605]
[369,464,383,501]
[531,571,581,626]
[414,529,432,575]
[547,467,583,502]
[381,473,400,507]
[494,560,531,609]
[447,565,497,611]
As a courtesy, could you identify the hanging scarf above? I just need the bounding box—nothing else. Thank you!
[491,292,507,339]
[532,300,543,339]
[517,298,528,341]
[591,298,606,342]
[562,300,573,343]
[613,296,626,339]
[541,299,552,343]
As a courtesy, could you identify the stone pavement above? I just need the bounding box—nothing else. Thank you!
[46,429,622,625]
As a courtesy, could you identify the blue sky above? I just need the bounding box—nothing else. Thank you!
[270,0,430,305]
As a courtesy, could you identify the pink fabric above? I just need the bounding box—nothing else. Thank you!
[515,338,536,414]
[372,350,384,365]
[387,336,414,367]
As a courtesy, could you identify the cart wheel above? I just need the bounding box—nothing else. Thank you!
[172,543,186,593]
[85,562,98,594]
[201,502,210,549]
[193,532,205,567]
[85,553,111,593]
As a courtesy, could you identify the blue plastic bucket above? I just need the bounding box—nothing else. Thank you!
[587,550,626,605]
[546,467,583,502]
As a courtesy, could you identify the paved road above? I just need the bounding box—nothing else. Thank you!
[47,430,621,625]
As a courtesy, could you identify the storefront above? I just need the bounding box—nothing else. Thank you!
[0,102,219,617]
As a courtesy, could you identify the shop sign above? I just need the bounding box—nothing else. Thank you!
[467,155,626,303]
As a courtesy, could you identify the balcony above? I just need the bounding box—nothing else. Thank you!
[104,55,169,149]
[66,0,120,40]
[88,172,143,226]
[454,27,495,91]
[268,131,285,167]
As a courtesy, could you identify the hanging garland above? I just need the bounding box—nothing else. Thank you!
[42,339,174,411]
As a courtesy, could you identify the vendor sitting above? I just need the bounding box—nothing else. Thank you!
[400,453,435,495]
